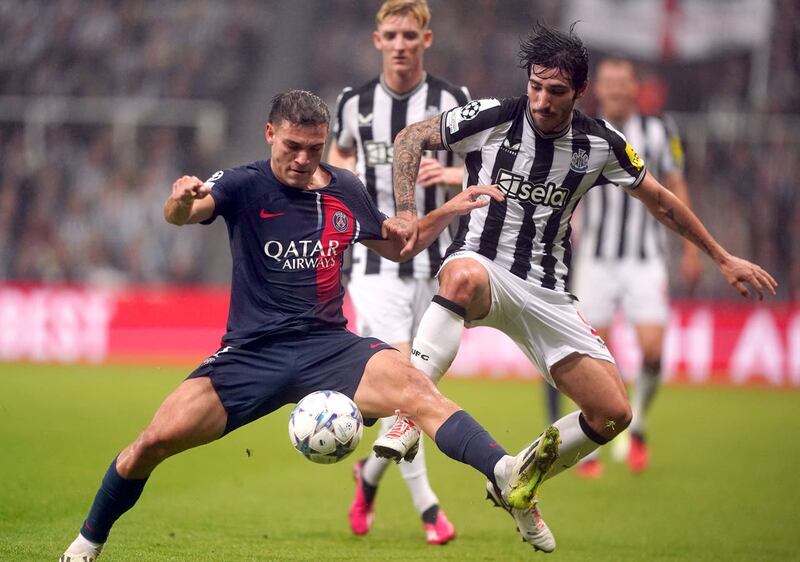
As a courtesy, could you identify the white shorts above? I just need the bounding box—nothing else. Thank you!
[348,275,437,344]
[442,251,615,387]
[572,257,669,327]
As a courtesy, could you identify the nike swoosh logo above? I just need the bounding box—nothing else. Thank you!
[260,210,285,219]
[370,343,385,349]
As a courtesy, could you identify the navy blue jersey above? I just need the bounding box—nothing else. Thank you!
[201,160,387,345]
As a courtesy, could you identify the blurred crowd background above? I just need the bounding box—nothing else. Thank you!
[1,0,798,299]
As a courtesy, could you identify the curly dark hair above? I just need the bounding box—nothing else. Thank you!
[518,22,589,91]
[268,89,330,127]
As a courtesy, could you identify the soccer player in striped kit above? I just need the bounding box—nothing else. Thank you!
[376,24,777,552]
[328,0,467,544]
[572,57,702,478]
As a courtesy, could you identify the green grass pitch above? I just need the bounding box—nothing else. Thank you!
[2,363,799,561]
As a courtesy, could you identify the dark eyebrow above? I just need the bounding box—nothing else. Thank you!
[530,76,569,90]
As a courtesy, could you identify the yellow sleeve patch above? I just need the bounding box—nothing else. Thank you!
[625,143,644,171]
[670,135,684,168]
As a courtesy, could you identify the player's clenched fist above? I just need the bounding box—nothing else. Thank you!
[171,175,211,205]
[164,175,215,225]
[382,214,417,246]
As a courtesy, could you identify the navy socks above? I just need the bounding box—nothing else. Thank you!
[434,410,508,486]
[80,457,148,544]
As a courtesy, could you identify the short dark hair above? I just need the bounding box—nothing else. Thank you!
[519,22,589,91]
[268,89,330,127]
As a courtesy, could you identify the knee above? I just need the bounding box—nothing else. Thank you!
[396,367,446,414]
[128,428,174,469]
[584,396,632,438]
[640,341,663,373]
[439,264,484,307]
[609,401,633,434]
[642,355,662,375]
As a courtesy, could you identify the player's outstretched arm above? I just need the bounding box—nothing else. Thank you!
[366,184,503,262]
[390,114,448,256]
[663,172,702,289]
[628,171,777,299]
[164,175,215,225]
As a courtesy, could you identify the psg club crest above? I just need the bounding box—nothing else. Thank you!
[332,211,349,232]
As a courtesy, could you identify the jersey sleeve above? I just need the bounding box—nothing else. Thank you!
[455,85,471,106]
[440,97,518,156]
[660,114,685,176]
[200,166,250,224]
[332,87,356,151]
[600,121,648,189]
[340,170,387,241]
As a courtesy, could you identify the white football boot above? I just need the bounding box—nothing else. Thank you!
[485,426,561,553]
[372,415,420,463]
[60,534,103,562]
[486,479,556,553]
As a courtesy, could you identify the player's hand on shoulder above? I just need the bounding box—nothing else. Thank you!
[718,254,777,300]
[171,175,211,206]
[444,184,504,216]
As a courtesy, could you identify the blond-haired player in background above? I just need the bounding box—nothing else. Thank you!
[328,0,467,544]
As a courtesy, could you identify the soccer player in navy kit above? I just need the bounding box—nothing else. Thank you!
[59,90,530,561]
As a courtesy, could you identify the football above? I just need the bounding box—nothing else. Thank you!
[288,390,363,464]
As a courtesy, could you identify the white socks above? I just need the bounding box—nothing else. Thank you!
[490,411,605,490]
[361,297,465,512]
[545,411,606,481]
[630,363,661,435]
[492,455,515,490]
[410,299,465,384]
[362,416,439,514]
[65,533,103,556]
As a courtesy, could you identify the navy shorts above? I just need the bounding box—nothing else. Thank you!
[187,329,392,434]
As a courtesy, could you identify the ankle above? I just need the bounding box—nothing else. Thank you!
[66,533,103,555]
[492,455,514,489]
[421,504,440,525]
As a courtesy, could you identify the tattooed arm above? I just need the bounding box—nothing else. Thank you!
[384,115,446,256]
[627,171,777,299]
[393,114,446,214]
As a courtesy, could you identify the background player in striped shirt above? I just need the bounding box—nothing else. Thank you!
[377,24,777,553]
[328,0,467,544]
[572,56,702,478]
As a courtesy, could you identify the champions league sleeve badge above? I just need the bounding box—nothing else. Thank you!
[446,98,501,134]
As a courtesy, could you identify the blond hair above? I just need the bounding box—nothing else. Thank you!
[376,0,431,29]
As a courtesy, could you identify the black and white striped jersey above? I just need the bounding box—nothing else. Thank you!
[334,73,469,278]
[578,113,684,262]
[441,96,646,293]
